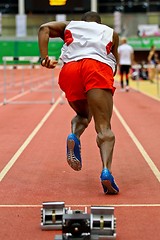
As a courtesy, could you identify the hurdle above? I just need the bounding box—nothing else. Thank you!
[2,56,62,105]
[132,63,160,98]
[156,64,160,97]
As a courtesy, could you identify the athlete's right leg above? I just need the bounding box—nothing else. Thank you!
[125,65,130,89]
[87,88,119,194]
[87,89,114,171]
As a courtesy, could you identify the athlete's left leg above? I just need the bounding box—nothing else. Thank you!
[68,99,92,137]
[66,99,92,171]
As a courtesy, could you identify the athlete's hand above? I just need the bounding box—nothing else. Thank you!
[41,56,58,68]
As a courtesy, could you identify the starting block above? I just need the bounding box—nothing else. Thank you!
[41,202,65,230]
[41,202,116,239]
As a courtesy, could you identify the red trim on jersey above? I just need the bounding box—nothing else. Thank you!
[106,41,112,54]
[64,29,73,46]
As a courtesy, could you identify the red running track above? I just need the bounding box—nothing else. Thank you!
[0,69,159,240]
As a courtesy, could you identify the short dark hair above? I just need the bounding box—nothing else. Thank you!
[81,11,101,24]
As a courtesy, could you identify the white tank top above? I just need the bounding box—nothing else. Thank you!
[60,21,116,73]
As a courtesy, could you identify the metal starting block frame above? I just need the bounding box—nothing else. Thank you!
[41,202,66,230]
[41,202,116,240]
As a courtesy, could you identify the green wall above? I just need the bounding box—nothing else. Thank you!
[0,39,63,64]
[128,37,160,50]
[1,37,160,65]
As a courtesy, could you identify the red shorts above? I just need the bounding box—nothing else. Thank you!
[58,58,115,102]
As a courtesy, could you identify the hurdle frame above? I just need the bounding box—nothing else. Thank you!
[2,56,58,105]
[132,63,160,98]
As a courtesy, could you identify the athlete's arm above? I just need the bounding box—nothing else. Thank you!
[38,21,67,68]
[111,31,119,76]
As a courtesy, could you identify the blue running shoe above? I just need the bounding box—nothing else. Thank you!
[67,133,82,171]
[100,168,119,194]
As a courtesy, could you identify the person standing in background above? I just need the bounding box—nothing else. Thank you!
[147,45,159,83]
[118,37,134,91]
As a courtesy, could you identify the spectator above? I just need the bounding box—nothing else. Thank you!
[147,45,159,83]
[118,37,134,91]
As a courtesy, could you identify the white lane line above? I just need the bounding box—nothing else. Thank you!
[0,204,159,208]
[113,105,160,182]
[0,95,63,182]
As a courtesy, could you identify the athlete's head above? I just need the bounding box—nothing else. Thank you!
[81,11,101,24]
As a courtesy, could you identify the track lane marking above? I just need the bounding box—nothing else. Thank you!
[113,105,160,182]
[0,94,64,182]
